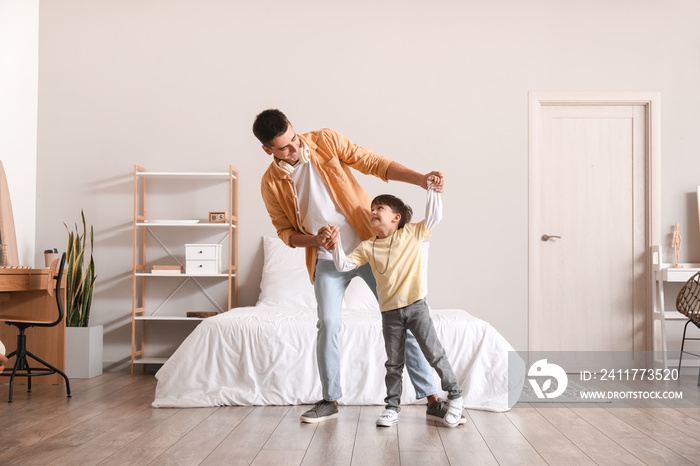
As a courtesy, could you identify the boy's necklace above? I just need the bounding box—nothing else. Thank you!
[372,231,396,275]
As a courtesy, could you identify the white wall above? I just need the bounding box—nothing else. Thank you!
[34,0,700,367]
[0,0,38,266]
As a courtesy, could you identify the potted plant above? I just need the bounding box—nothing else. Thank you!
[64,210,102,378]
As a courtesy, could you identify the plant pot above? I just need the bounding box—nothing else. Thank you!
[65,325,103,378]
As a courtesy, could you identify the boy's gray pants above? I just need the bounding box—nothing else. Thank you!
[381,298,463,412]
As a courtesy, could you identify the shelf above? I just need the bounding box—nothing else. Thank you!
[132,165,238,373]
[664,311,690,320]
[135,316,213,321]
[137,222,235,228]
[135,171,235,179]
[652,245,700,370]
[133,357,169,365]
[661,264,700,282]
[136,273,232,277]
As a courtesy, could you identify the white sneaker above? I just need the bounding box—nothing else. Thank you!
[443,397,463,428]
[426,399,467,425]
[376,409,399,427]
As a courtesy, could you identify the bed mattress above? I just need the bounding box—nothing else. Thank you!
[152,305,523,411]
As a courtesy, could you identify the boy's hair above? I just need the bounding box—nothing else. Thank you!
[252,109,291,146]
[372,194,413,229]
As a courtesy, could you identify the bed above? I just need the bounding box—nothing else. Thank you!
[152,237,524,411]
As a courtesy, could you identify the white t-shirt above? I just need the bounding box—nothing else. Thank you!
[290,153,360,259]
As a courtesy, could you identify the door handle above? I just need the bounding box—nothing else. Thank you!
[541,234,561,242]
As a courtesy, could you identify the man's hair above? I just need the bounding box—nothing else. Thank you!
[252,109,291,146]
[372,194,413,229]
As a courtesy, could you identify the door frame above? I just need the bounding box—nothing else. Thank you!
[528,91,661,352]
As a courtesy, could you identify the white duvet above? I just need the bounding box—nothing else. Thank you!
[153,305,523,411]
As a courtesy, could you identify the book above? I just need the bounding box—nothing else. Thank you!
[187,312,217,318]
[151,265,183,274]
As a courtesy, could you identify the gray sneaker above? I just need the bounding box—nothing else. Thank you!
[300,400,339,423]
[426,400,466,425]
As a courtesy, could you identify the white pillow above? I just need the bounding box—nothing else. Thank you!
[343,277,379,310]
[256,236,430,311]
[256,236,317,309]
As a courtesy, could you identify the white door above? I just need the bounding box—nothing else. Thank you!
[529,93,660,355]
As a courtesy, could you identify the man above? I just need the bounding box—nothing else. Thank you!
[254,109,459,424]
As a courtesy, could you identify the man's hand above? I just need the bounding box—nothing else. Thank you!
[424,171,445,192]
[317,224,339,250]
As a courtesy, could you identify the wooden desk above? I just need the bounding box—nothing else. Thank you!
[0,267,65,384]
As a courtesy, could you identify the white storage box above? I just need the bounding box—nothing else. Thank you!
[185,244,222,274]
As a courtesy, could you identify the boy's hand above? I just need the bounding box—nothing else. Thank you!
[326,225,340,250]
[424,171,445,192]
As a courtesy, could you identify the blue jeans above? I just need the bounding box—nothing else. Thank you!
[314,259,438,402]
[381,299,462,412]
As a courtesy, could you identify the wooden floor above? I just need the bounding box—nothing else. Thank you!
[1,372,699,465]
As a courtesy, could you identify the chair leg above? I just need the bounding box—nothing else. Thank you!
[6,340,29,403]
[2,348,18,402]
[678,319,692,374]
[25,350,71,398]
[2,350,17,398]
[6,350,30,403]
[27,359,32,393]
[7,358,18,403]
[3,331,72,402]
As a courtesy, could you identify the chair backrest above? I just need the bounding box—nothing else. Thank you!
[676,271,700,325]
[36,252,67,328]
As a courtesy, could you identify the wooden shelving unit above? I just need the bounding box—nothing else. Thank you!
[131,165,238,373]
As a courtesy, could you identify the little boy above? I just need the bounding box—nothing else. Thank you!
[328,178,463,428]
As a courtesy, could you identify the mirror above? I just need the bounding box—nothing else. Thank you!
[0,161,19,266]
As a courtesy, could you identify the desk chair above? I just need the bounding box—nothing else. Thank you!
[0,254,71,402]
[676,270,700,386]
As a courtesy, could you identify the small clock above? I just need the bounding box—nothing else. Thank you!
[208,211,227,223]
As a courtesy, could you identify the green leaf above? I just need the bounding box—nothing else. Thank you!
[65,209,97,327]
